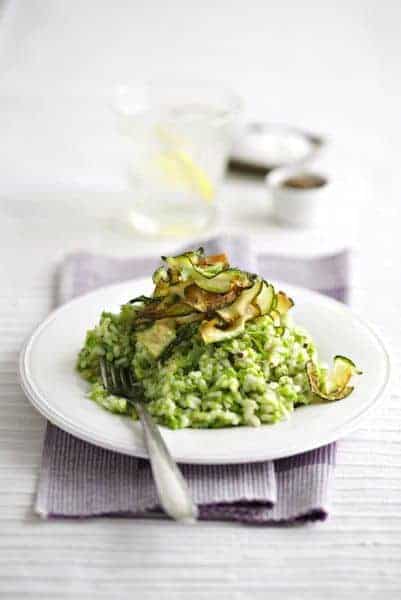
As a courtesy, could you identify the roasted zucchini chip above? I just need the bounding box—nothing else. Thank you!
[199,253,229,267]
[141,300,195,320]
[306,357,361,401]
[192,268,253,293]
[275,291,294,315]
[136,318,176,358]
[254,281,275,315]
[174,312,205,326]
[184,284,239,313]
[269,309,282,327]
[128,295,158,306]
[152,266,169,285]
[217,279,262,322]
[200,305,259,344]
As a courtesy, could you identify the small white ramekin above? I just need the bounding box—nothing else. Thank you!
[266,166,330,228]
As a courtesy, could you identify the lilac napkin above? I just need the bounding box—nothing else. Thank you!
[36,237,349,523]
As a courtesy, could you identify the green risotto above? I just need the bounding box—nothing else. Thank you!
[77,248,360,429]
[77,306,318,428]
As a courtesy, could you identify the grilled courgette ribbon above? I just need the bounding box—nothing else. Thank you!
[129,248,361,401]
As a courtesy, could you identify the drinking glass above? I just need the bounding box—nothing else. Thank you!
[114,82,241,236]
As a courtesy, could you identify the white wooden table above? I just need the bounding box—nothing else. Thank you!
[1,1,401,597]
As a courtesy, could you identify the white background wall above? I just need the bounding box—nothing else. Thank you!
[1,0,400,193]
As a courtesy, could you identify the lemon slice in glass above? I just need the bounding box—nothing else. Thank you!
[155,127,215,202]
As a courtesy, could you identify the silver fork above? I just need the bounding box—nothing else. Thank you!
[99,358,198,523]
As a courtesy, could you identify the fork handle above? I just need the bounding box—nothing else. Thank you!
[135,402,198,523]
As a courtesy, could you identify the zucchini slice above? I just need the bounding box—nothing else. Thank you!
[275,291,294,315]
[192,268,252,293]
[153,280,191,299]
[174,312,205,326]
[254,281,275,315]
[184,284,238,313]
[199,253,229,267]
[269,309,281,327]
[192,263,226,278]
[165,253,250,292]
[306,357,361,401]
[216,279,261,322]
[157,249,253,294]
[163,247,204,265]
[200,305,259,344]
[153,280,170,298]
[194,253,228,277]
[136,318,176,358]
[128,295,158,306]
[325,355,362,394]
[165,254,195,282]
[152,266,169,285]
[141,300,195,320]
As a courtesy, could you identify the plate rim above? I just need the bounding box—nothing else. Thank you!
[19,277,392,464]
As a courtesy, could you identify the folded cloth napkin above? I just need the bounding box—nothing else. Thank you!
[36,236,349,523]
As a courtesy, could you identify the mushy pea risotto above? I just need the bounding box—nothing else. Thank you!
[77,249,361,429]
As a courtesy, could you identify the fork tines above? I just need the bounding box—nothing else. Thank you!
[99,358,141,399]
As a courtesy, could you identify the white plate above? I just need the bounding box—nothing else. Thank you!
[19,277,391,464]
